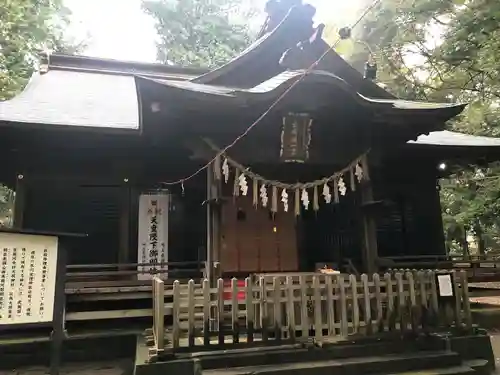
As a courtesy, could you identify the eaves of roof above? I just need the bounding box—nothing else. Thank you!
[47,53,208,81]
[410,130,500,147]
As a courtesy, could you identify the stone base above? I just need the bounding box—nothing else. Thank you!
[133,333,497,375]
[442,334,495,373]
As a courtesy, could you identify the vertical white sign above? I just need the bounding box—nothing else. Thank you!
[137,194,169,280]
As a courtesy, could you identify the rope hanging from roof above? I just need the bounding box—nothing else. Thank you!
[203,138,370,216]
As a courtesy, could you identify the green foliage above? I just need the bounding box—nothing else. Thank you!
[0,0,83,101]
[142,0,257,68]
[341,0,500,253]
[0,186,14,228]
[1,0,83,225]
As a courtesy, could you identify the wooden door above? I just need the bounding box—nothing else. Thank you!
[220,195,298,275]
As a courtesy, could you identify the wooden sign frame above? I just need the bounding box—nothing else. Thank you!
[0,228,83,375]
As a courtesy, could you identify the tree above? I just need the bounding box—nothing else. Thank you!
[142,0,257,68]
[338,0,500,254]
[0,0,83,101]
[0,0,82,225]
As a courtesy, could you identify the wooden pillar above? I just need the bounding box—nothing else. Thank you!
[360,170,378,274]
[118,179,131,265]
[206,164,222,284]
[13,173,26,229]
[211,175,221,269]
[206,167,213,284]
[432,180,447,256]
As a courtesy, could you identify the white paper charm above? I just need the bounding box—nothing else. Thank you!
[301,188,310,210]
[338,176,347,196]
[322,182,332,203]
[260,183,268,207]
[222,158,230,183]
[238,173,248,196]
[281,188,289,212]
[355,163,364,182]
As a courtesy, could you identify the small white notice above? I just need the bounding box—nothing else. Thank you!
[437,274,454,297]
[0,233,58,325]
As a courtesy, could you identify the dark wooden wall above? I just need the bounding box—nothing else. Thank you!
[297,160,446,272]
[0,126,208,266]
[0,108,448,269]
[373,156,446,259]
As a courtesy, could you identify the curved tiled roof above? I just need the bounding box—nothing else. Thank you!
[0,69,140,130]
[138,69,465,119]
[0,1,472,145]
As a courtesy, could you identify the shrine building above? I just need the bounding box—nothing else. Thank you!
[1,1,500,282]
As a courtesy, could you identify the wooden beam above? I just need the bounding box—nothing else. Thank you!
[360,174,378,274]
[211,171,222,277]
[118,181,131,265]
[205,163,222,284]
[12,174,25,229]
[206,166,213,284]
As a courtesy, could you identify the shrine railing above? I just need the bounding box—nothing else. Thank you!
[65,261,207,283]
[147,270,472,361]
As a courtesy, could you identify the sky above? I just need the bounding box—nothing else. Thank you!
[64,0,363,63]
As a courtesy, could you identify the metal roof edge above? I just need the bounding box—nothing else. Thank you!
[52,65,197,81]
[45,53,209,79]
[409,130,500,147]
[0,118,142,134]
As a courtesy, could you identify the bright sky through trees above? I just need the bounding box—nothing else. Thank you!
[65,0,362,62]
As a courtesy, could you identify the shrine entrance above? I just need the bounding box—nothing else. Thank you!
[220,194,298,276]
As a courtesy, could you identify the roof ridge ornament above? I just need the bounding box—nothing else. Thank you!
[259,0,315,38]
[279,23,325,70]
[39,49,51,75]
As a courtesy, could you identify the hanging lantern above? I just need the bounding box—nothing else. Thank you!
[280,112,312,163]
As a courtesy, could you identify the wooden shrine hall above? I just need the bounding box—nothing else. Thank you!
[2,0,500,282]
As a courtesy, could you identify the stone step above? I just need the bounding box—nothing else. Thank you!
[202,351,461,375]
[381,358,491,375]
[195,340,443,370]
[464,359,491,375]
[382,365,476,374]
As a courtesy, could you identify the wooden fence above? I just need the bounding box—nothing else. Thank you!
[147,270,472,360]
